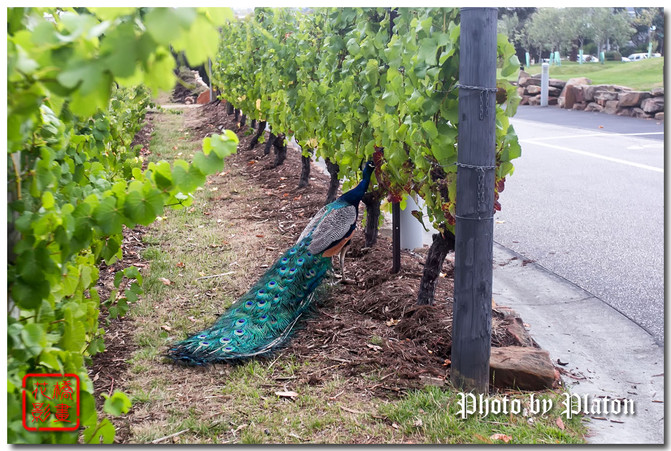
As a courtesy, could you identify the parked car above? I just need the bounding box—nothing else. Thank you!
[628,53,649,61]
[579,54,599,62]
[621,56,631,62]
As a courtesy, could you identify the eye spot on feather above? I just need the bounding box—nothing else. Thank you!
[197,334,207,339]
[234,329,245,336]
[220,337,231,344]
[236,318,246,326]
[223,346,233,352]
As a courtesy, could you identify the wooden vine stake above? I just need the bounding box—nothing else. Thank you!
[451,7,497,393]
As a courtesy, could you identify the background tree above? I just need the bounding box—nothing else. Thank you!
[632,7,664,54]
[590,7,635,54]
[566,8,595,60]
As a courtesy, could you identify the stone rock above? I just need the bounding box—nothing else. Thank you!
[572,102,587,111]
[548,86,561,96]
[584,102,603,112]
[196,90,210,104]
[565,77,592,86]
[184,96,194,105]
[655,112,664,121]
[528,95,540,106]
[631,107,651,118]
[520,95,530,106]
[618,91,651,107]
[651,87,664,97]
[525,77,541,87]
[516,87,525,98]
[594,91,618,106]
[490,347,559,390]
[506,317,537,348]
[561,84,584,109]
[547,97,558,106]
[641,96,664,114]
[549,78,566,89]
[617,108,633,117]
[584,85,616,102]
[604,100,619,115]
[493,307,537,348]
[527,85,541,95]
[517,70,530,85]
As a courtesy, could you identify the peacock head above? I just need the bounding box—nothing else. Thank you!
[361,160,375,179]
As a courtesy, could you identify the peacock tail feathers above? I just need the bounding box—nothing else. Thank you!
[167,234,332,365]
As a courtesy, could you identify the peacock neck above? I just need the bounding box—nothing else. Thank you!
[339,165,373,207]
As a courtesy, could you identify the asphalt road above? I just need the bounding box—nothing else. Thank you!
[495,105,664,344]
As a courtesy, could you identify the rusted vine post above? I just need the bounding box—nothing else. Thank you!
[451,7,497,393]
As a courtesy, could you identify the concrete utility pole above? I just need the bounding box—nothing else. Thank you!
[451,7,497,393]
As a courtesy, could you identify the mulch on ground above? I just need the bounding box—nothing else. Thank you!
[181,101,526,394]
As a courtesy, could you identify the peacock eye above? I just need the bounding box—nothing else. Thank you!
[220,337,231,344]
[236,318,246,325]
[197,334,207,339]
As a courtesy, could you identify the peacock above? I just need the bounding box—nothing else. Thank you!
[167,161,375,365]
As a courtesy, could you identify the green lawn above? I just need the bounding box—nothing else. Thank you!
[500,57,664,91]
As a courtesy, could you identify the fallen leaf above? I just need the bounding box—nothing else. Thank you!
[275,390,299,400]
[413,418,423,427]
[173,146,178,150]
[490,433,512,443]
[256,234,265,238]
[391,423,399,430]
[556,418,565,430]
[161,325,172,332]
[188,316,197,323]
[474,434,492,443]
[176,262,185,268]
[248,160,256,165]
[386,319,399,327]
[159,277,172,286]
[366,343,383,352]
[283,193,289,197]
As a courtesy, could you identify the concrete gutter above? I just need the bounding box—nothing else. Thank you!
[493,243,664,444]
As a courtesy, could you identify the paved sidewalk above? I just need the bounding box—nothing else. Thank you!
[493,243,664,444]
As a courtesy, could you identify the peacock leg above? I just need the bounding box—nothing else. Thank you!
[338,241,351,282]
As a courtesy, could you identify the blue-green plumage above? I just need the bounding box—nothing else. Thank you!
[167,161,374,365]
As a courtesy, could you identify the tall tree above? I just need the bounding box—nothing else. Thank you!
[566,8,595,58]
[590,7,635,53]
[526,8,573,59]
